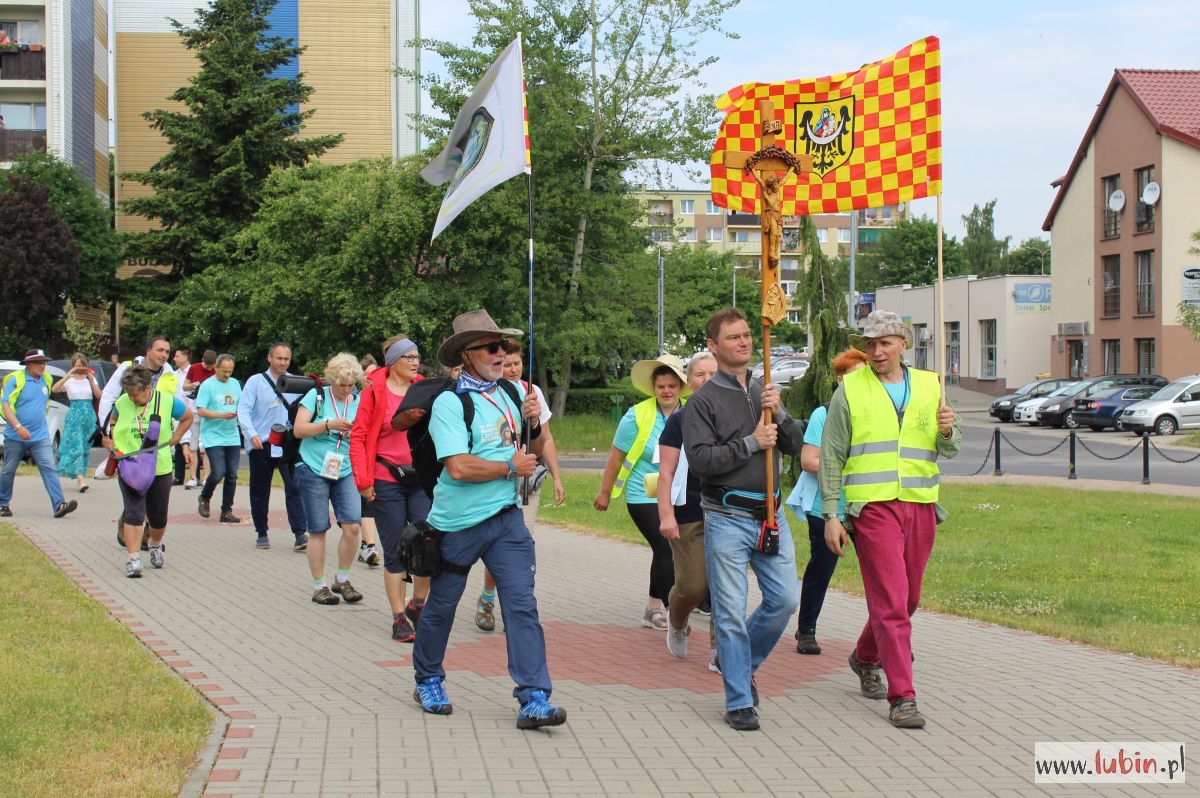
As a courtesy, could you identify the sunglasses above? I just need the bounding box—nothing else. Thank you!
[464,341,503,355]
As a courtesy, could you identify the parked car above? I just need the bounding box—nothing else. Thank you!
[1013,382,1079,424]
[1036,374,1168,429]
[752,357,807,379]
[47,358,117,391]
[989,378,1075,422]
[1072,385,1158,431]
[0,361,69,458]
[770,345,795,357]
[772,359,809,386]
[1119,375,1200,436]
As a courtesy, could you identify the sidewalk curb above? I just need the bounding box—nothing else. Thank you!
[181,705,228,798]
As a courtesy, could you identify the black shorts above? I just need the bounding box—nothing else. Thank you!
[119,472,173,528]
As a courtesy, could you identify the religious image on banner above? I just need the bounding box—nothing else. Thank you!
[710,36,941,216]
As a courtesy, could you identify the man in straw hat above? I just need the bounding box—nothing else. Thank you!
[683,308,805,732]
[411,309,567,730]
[819,309,959,729]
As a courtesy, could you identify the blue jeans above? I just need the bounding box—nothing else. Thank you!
[0,437,65,510]
[413,505,552,704]
[247,447,306,537]
[797,514,841,635]
[371,480,431,575]
[200,445,240,514]
[704,509,800,711]
[295,464,361,533]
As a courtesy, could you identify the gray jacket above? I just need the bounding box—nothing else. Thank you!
[682,368,805,513]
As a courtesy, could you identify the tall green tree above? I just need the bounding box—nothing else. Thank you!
[961,199,1010,276]
[863,216,967,288]
[415,0,738,414]
[121,0,341,282]
[786,217,848,423]
[10,152,121,305]
[1005,236,1052,276]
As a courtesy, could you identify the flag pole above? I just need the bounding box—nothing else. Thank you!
[936,194,945,399]
[521,32,533,506]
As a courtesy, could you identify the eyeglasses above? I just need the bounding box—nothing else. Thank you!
[464,341,503,355]
[400,353,421,362]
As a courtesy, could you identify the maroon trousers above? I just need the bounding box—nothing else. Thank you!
[853,499,936,704]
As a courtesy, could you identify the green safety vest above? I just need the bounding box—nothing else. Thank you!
[610,396,684,499]
[1,369,52,413]
[112,392,177,476]
[841,366,941,504]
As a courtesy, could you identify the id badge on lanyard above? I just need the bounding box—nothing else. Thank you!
[321,390,349,479]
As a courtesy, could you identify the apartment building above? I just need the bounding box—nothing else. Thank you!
[1043,69,1200,380]
[0,0,109,197]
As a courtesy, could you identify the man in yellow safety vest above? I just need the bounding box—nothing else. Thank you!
[819,310,959,730]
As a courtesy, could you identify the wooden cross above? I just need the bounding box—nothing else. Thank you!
[721,98,814,526]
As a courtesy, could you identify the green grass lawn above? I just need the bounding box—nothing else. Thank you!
[0,524,212,797]
[548,414,618,454]
[542,472,1200,668]
[1179,430,1200,448]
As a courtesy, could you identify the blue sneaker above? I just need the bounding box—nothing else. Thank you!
[516,690,567,730]
[413,677,452,715]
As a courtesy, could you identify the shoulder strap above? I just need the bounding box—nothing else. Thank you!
[496,379,523,421]
[264,371,287,404]
[457,391,475,449]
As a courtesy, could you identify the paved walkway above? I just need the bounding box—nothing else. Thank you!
[9,475,1199,798]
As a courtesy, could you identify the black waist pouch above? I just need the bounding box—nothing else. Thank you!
[377,456,419,488]
[397,519,472,579]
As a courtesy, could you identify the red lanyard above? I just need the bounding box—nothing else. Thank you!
[477,389,517,448]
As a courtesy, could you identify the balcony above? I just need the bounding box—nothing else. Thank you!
[728,212,760,227]
[0,48,46,80]
[0,129,47,159]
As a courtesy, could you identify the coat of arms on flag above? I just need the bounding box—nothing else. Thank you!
[710,36,941,215]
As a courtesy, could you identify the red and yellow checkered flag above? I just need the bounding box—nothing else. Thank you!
[710,36,941,215]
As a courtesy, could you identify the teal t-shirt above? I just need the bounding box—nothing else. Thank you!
[426,385,526,533]
[882,374,910,415]
[298,387,359,479]
[195,376,243,448]
[612,403,670,505]
[803,405,847,519]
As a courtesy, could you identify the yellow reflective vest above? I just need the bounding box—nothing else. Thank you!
[841,366,941,504]
[1,369,52,413]
[610,396,684,499]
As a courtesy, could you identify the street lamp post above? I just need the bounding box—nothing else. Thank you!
[1030,243,1049,275]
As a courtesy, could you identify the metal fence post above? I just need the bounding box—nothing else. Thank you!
[1142,432,1151,485]
[1068,429,1077,480]
[992,426,1003,476]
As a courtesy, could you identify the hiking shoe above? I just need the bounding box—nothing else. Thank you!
[219,512,241,523]
[197,496,211,518]
[256,535,270,550]
[293,533,309,552]
[413,677,453,715]
[516,690,567,730]
[126,556,143,578]
[405,599,424,631]
[0,506,11,518]
[184,478,198,489]
[357,544,381,567]
[724,707,759,731]
[331,579,363,603]
[849,652,887,700]
[392,615,416,643]
[53,500,78,518]
[475,593,496,632]
[312,585,339,605]
[889,700,926,729]
[666,618,689,659]
[149,545,165,569]
[795,631,821,655]
[708,650,722,674]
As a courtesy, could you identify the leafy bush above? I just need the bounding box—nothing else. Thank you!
[564,386,644,416]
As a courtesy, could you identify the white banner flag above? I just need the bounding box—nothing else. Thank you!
[422,35,530,241]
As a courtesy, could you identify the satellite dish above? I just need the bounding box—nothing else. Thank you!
[1108,189,1126,213]
[1141,181,1160,206]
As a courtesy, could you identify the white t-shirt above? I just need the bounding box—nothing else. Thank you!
[64,376,94,401]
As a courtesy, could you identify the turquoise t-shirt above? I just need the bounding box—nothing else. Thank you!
[612,403,671,505]
[426,385,527,533]
[803,406,847,519]
[882,373,910,415]
[195,376,243,448]
[298,387,359,479]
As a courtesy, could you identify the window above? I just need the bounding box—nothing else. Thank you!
[680,227,696,242]
[1102,255,1120,317]
[838,228,851,243]
[944,321,960,385]
[1135,166,1155,233]
[980,320,997,379]
[816,228,828,243]
[787,309,803,324]
[1136,338,1156,374]
[1136,250,1154,315]
[1102,339,1121,374]
[913,324,929,370]
[706,200,719,215]
[705,227,721,243]
[1102,174,1121,238]
[0,20,40,45]
[649,229,670,242]
[679,199,694,215]
[730,231,748,243]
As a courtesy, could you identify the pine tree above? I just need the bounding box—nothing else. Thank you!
[786,217,848,424]
[121,0,341,279]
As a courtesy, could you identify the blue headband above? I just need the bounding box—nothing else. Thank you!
[384,338,417,367]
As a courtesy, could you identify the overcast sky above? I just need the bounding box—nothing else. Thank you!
[422,0,1200,242]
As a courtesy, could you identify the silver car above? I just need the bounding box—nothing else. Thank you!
[1012,381,1079,425]
[752,357,807,380]
[1119,375,1200,436]
[0,362,69,458]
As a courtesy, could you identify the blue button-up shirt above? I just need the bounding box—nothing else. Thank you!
[237,371,303,456]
